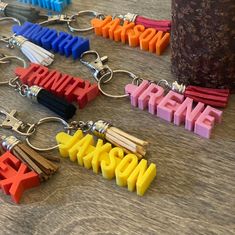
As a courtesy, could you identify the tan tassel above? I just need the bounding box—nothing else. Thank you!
[89,120,148,159]
[1,136,59,182]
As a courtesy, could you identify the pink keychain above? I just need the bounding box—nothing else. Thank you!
[80,51,226,139]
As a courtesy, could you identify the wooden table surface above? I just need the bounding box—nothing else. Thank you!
[0,1,234,234]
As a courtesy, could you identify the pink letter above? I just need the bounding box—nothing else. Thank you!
[194,106,223,138]
[138,84,164,114]
[157,91,184,122]
[174,97,205,131]
[125,80,150,107]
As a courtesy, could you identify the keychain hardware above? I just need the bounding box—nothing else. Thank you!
[39,14,75,25]
[0,110,70,151]
[80,50,141,98]
[80,50,113,83]
[0,109,35,136]
[67,10,105,32]
[26,117,70,151]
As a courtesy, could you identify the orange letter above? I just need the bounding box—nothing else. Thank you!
[91,16,112,36]
[149,31,170,55]
[139,28,156,51]
[114,21,135,43]
[128,25,145,47]
[102,18,120,39]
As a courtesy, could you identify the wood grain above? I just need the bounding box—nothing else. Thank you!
[0,0,234,234]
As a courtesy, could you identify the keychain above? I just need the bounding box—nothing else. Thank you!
[0,110,60,203]
[0,109,155,196]
[0,54,77,119]
[80,50,227,139]
[12,20,90,60]
[67,10,171,56]
[13,58,99,110]
[0,17,55,66]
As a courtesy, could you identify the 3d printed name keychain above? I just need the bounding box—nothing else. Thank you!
[12,19,90,60]
[66,10,171,56]
[0,17,55,66]
[0,109,156,197]
[0,110,61,203]
[80,51,229,139]
[0,55,77,119]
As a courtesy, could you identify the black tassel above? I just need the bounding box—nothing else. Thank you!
[27,86,77,120]
[0,2,41,23]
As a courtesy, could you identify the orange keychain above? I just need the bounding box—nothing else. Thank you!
[67,10,171,56]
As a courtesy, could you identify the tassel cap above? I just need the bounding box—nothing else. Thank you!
[90,120,111,138]
[9,35,28,48]
[1,135,20,151]
[26,85,42,102]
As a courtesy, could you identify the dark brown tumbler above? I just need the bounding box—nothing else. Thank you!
[171,0,235,93]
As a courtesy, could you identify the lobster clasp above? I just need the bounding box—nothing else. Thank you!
[80,50,113,83]
[39,14,75,25]
[0,109,35,136]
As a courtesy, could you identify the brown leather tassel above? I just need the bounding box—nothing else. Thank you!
[1,136,59,182]
[90,120,148,159]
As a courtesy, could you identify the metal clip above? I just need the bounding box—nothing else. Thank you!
[0,109,35,136]
[80,50,113,83]
[39,14,75,25]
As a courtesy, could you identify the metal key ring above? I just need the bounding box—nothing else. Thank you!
[0,17,21,42]
[67,10,105,32]
[98,69,139,98]
[0,55,27,85]
[26,117,70,151]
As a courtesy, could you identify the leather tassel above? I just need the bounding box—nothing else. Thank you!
[122,13,171,32]
[171,81,230,108]
[90,120,148,159]
[26,86,77,120]
[135,16,171,32]
[1,136,59,182]
[0,2,41,23]
[8,35,54,66]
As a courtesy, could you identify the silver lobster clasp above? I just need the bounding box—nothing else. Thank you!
[39,14,75,25]
[0,109,35,136]
[80,50,113,83]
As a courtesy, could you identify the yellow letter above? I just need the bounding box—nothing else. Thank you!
[101,147,124,180]
[127,159,156,196]
[56,130,83,158]
[115,154,138,187]
[91,139,112,174]
[68,134,94,163]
